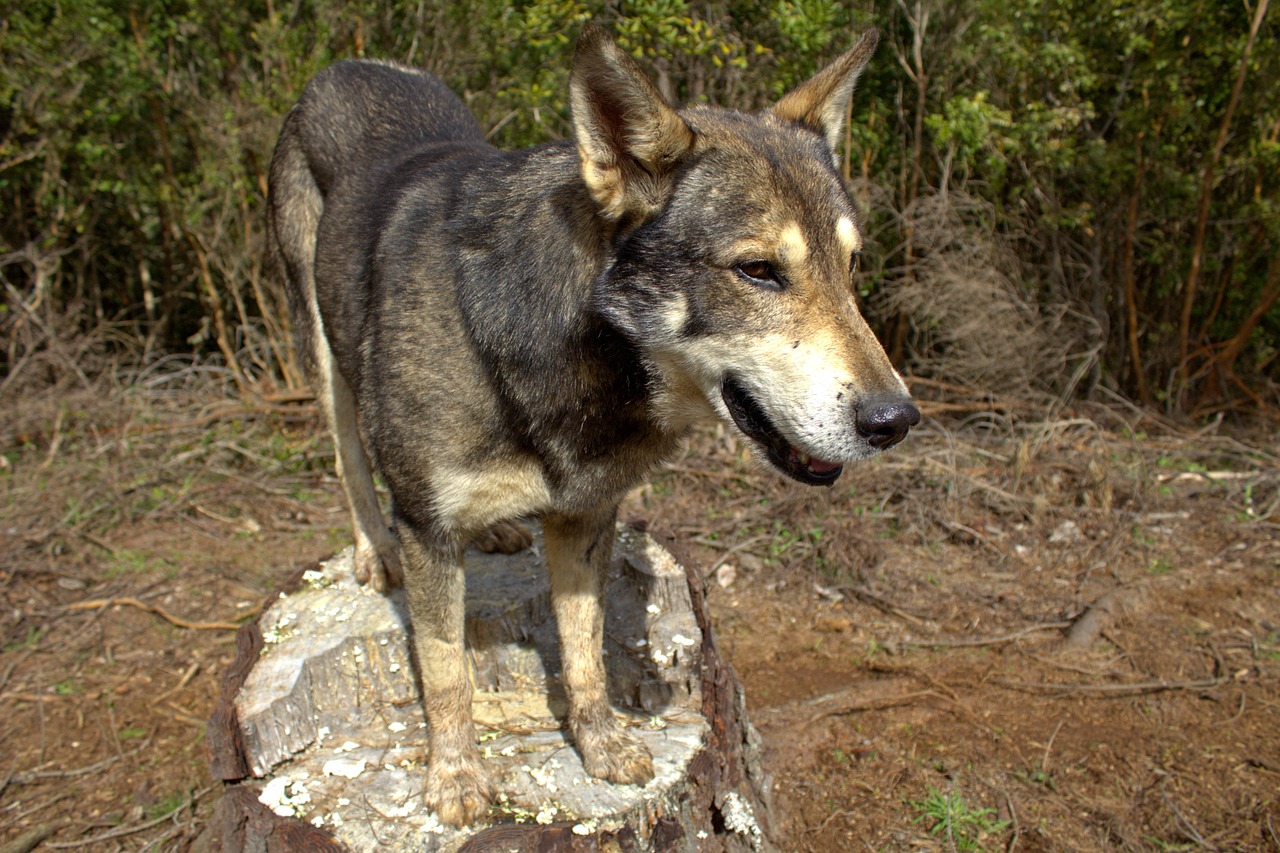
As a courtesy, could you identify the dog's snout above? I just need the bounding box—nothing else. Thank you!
[856,399,920,450]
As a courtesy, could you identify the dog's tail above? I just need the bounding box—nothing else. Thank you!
[267,108,326,383]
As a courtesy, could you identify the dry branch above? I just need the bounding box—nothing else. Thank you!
[44,784,215,850]
[1061,587,1144,653]
[1,739,152,789]
[992,675,1224,696]
[835,584,929,624]
[66,597,244,631]
[910,622,1072,649]
[806,690,946,726]
[0,823,67,853]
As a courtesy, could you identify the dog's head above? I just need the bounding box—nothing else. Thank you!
[573,26,918,486]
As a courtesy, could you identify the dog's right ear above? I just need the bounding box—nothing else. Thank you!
[770,29,879,163]
[570,25,696,223]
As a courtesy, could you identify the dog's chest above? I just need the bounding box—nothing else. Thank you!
[428,456,552,531]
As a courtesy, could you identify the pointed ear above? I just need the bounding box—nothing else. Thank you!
[570,25,696,222]
[770,28,879,158]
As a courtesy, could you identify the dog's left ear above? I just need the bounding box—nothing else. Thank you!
[770,29,879,161]
[570,25,696,222]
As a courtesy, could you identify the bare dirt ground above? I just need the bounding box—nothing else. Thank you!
[2,370,1277,852]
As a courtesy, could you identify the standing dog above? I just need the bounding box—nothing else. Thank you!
[269,25,918,826]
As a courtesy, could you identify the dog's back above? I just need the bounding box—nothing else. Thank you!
[268,60,485,381]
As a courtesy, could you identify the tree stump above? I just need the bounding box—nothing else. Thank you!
[201,525,776,852]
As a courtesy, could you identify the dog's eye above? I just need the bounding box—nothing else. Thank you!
[735,260,784,290]
[849,251,863,274]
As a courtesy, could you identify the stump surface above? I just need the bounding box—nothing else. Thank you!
[204,526,773,852]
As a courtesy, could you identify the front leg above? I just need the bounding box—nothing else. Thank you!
[398,518,493,825]
[543,508,655,786]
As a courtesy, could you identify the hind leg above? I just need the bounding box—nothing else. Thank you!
[271,130,400,592]
[314,340,402,591]
[544,507,654,785]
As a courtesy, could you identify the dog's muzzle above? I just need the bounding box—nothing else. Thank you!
[720,377,919,486]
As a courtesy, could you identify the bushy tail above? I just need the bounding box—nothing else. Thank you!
[267,112,326,383]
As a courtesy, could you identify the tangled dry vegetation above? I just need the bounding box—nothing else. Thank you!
[0,366,1277,851]
[875,190,1096,404]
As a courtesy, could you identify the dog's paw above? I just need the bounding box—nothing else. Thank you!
[574,716,655,786]
[472,521,533,555]
[353,538,403,592]
[423,752,493,826]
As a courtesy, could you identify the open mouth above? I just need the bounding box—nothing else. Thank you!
[720,376,844,486]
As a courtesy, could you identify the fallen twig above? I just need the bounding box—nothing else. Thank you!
[804,808,858,835]
[1042,716,1066,773]
[1018,647,1118,676]
[149,661,202,706]
[941,518,1007,558]
[806,689,943,726]
[835,584,929,625]
[169,709,208,729]
[992,675,1224,696]
[2,693,67,703]
[38,409,65,471]
[0,822,68,853]
[921,455,1025,507]
[1246,756,1280,774]
[0,651,31,693]
[1002,790,1020,853]
[46,783,216,849]
[76,531,118,555]
[1160,784,1215,850]
[910,622,1072,648]
[66,597,242,631]
[10,793,72,823]
[918,400,1031,416]
[2,739,152,788]
[1061,587,1144,652]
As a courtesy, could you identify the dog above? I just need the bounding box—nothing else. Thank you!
[268,24,918,826]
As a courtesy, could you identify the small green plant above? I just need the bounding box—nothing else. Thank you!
[1016,762,1054,788]
[1155,456,1207,474]
[876,518,901,539]
[4,625,45,652]
[1258,631,1280,662]
[148,791,189,819]
[105,548,153,577]
[53,678,79,696]
[1130,525,1156,547]
[1234,482,1258,522]
[911,788,1009,852]
[119,726,148,740]
[1145,557,1173,575]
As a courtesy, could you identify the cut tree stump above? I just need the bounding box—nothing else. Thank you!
[200,525,776,853]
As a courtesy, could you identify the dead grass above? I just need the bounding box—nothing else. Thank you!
[879,191,1097,402]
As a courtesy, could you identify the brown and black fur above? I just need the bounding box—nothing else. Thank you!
[268,26,918,826]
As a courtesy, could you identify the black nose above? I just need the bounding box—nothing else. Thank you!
[856,399,920,450]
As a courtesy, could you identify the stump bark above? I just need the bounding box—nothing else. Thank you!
[200,525,775,853]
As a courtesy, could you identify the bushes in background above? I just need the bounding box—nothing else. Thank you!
[1,0,1275,415]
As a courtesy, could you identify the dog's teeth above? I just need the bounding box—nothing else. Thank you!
[799,453,811,466]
